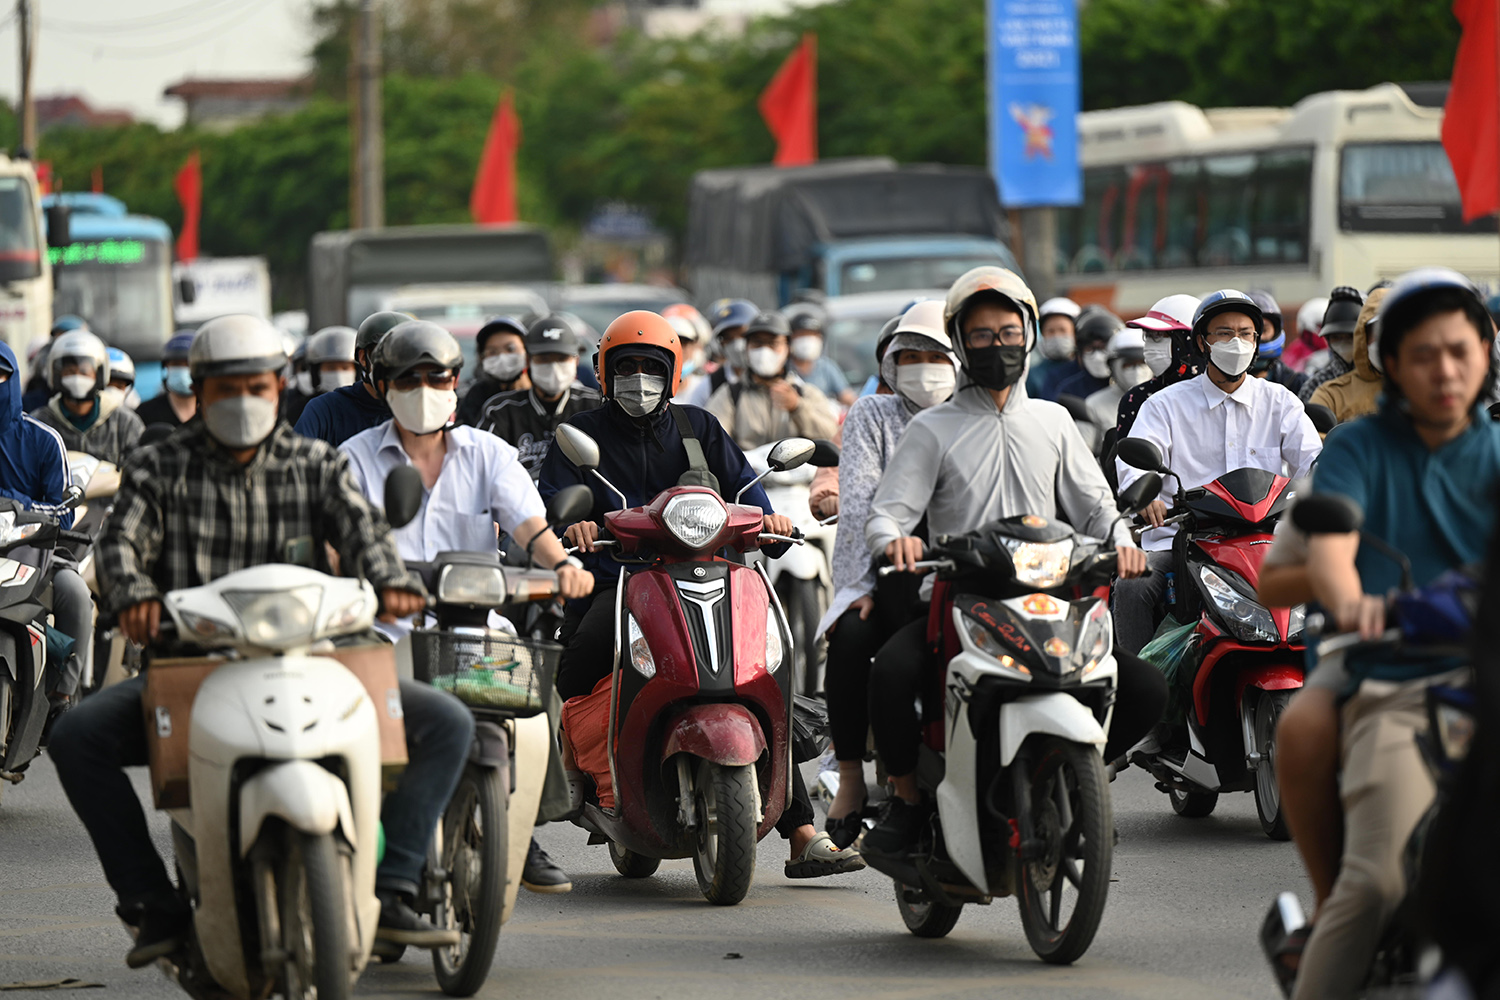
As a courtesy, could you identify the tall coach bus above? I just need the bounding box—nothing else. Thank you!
[1054,82,1500,316]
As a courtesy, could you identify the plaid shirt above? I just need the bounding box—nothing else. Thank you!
[97,421,415,615]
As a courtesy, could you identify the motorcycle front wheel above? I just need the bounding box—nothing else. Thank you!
[690,760,758,906]
[609,841,661,878]
[1017,737,1113,965]
[1252,689,1292,841]
[276,828,352,1000]
[431,765,507,997]
[894,881,962,938]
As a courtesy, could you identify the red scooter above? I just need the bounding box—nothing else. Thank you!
[554,426,809,905]
[1116,438,1306,839]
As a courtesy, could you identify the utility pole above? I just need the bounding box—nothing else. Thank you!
[18,0,36,158]
[349,0,383,229]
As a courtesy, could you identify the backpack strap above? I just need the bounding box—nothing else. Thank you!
[669,405,721,495]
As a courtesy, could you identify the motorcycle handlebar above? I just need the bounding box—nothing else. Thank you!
[758,533,805,545]
[878,559,956,577]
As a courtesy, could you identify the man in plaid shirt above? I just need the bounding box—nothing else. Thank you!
[50,316,474,969]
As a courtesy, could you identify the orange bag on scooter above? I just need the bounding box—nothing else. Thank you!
[561,676,615,810]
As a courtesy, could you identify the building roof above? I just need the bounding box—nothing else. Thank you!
[163,76,313,101]
[35,95,133,130]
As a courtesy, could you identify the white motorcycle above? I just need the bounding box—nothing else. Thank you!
[142,564,399,1000]
[863,476,1160,965]
[744,440,838,696]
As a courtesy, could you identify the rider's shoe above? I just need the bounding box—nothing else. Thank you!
[521,838,572,893]
[786,831,865,878]
[375,892,460,948]
[857,797,928,865]
[119,899,191,969]
[1127,727,1164,762]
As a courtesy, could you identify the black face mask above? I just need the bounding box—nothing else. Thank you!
[964,345,1028,392]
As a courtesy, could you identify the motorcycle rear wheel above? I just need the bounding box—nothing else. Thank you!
[1253,690,1292,841]
[608,841,661,878]
[894,881,962,938]
[276,828,352,1000]
[432,765,507,997]
[777,576,825,698]
[1169,786,1219,818]
[0,674,11,807]
[1017,737,1112,965]
[690,760,758,906]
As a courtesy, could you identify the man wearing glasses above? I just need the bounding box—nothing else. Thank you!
[1114,290,1323,658]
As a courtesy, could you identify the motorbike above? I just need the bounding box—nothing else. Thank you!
[62,450,129,693]
[553,425,808,906]
[140,564,397,1000]
[1115,437,1308,839]
[862,473,1162,964]
[377,473,593,996]
[744,440,839,697]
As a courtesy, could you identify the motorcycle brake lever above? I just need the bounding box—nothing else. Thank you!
[758,533,804,545]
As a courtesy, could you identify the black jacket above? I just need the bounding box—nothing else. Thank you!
[478,385,603,482]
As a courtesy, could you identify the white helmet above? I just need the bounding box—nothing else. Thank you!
[1128,293,1200,333]
[1107,327,1146,358]
[1038,297,1082,322]
[189,315,288,382]
[48,330,110,393]
[892,299,952,347]
[1297,297,1330,337]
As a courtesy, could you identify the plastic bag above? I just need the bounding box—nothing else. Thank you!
[1138,614,1201,723]
[792,694,830,763]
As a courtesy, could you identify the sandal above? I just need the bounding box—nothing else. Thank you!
[786,831,866,879]
[823,811,865,850]
[1265,923,1311,997]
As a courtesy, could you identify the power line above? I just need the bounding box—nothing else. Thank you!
[38,0,255,35]
[67,1,268,59]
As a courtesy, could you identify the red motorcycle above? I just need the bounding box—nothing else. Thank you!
[554,426,810,905]
[1116,438,1306,839]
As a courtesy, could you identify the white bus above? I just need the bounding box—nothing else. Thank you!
[1054,82,1500,317]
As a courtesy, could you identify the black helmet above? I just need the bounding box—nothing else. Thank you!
[163,330,196,364]
[1075,306,1123,347]
[524,313,588,357]
[476,315,529,354]
[1246,289,1283,336]
[745,312,791,339]
[1374,267,1492,368]
[355,311,413,380]
[1191,290,1264,341]
[1320,286,1365,337]
[372,320,463,384]
[783,301,827,334]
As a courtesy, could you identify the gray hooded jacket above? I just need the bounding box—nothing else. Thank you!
[865,377,1131,559]
[32,391,145,468]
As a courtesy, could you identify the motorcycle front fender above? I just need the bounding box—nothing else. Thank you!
[999,692,1107,768]
[238,759,356,856]
[660,703,767,767]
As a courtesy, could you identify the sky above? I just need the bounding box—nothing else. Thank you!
[0,0,312,129]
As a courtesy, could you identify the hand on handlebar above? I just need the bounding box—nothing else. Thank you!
[1333,594,1387,640]
[120,600,162,646]
[884,536,926,573]
[564,520,602,553]
[556,564,594,600]
[1140,500,1169,530]
[379,588,426,623]
[763,513,795,538]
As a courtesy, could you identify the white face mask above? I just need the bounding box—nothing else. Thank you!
[1081,350,1111,380]
[317,368,356,393]
[1209,337,1256,378]
[722,339,748,370]
[204,394,278,449]
[1041,333,1075,362]
[295,371,314,396]
[100,386,126,410]
[387,386,456,435]
[530,359,577,396]
[894,363,955,409]
[614,373,666,418]
[1367,338,1384,373]
[747,346,785,378]
[1142,339,1174,377]
[790,335,822,362]
[483,352,526,382]
[1113,361,1153,390]
[1327,335,1354,363]
[61,374,95,401]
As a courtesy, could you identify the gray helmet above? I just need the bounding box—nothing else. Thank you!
[745,312,791,339]
[188,315,287,382]
[305,325,358,368]
[372,320,463,384]
[783,301,827,334]
[355,310,414,380]
[524,313,588,358]
[48,330,110,392]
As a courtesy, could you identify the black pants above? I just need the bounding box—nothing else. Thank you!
[868,619,1168,777]
[558,590,816,838]
[50,675,474,907]
[823,575,926,762]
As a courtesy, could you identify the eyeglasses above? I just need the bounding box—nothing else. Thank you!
[1206,327,1259,342]
[964,326,1027,349]
[392,369,458,391]
[613,357,669,377]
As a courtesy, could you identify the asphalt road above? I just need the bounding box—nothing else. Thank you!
[0,757,1307,1000]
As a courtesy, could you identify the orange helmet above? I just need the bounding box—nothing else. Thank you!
[595,310,684,396]
[661,302,711,342]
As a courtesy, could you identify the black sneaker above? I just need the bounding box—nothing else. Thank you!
[375,892,459,948]
[119,900,191,969]
[521,838,572,894]
[857,797,928,864]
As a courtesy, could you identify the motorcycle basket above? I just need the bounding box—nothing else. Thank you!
[409,629,559,717]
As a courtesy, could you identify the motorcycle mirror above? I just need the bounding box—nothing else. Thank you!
[384,464,425,530]
[767,437,816,473]
[555,424,601,472]
[1291,493,1362,535]
[545,484,594,528]
[1116,437,1168,474]
[1304,403,1338,435]
[1057,393,1092,424]
[61,484,84,510]
[1117,473,1162,514]
[809,439,841,468]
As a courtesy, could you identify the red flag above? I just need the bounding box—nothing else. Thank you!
[758,34,818,166]
[470,90,521,224]
[36,161,51,195]
[91,165,103,193]
[1443,0,1500,222]
[175,151,201,262]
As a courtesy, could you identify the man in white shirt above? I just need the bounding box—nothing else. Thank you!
[341,320,592,895]
[1114,289,1322,655]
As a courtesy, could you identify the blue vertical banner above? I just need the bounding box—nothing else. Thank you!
[988,0,1081,207]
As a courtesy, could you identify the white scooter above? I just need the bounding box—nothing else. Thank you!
[145,564,394,1000]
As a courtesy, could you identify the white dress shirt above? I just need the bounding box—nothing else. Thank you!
[1117,373,1322,551]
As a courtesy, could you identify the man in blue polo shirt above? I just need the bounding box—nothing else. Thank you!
[1280,267,1499,1000]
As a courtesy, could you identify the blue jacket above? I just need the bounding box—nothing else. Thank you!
[1053,368,1110,403]
[0,343,72,527]
[538,401,778,590]
[293,383,391,447]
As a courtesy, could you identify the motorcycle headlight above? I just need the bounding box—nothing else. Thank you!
[765,605,783,674]
[224,585,323,649]
[437,563,507,606]
[1002,538,1073,588]
[1075,602,1112,675]
[1434,701,1476,763]
[1287,604,1307,642]
[626,613,655,678]
[177,608,238,641]
[957,609,1031,681]
[1198,567,1278,643]
[324,589,376,633]
[662,493,728,550]
[0,511,39,547]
